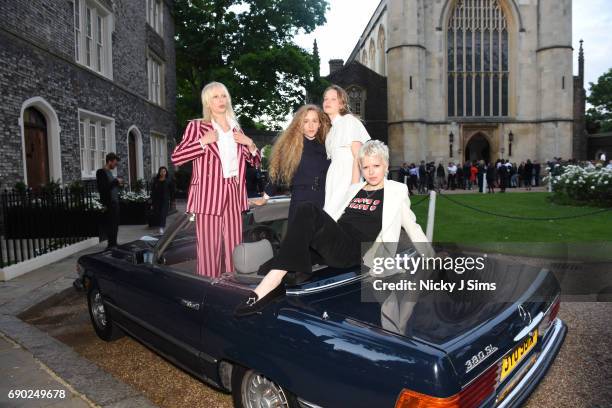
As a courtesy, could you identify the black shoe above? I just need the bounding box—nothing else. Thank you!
[234,283,286,317]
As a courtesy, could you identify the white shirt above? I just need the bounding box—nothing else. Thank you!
[448,165,457,174]
[212,119,239,178]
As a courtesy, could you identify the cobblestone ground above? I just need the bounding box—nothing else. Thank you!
[21,291,612,408]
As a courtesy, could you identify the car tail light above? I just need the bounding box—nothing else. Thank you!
[538,296,560,337]
[395,363,499,408]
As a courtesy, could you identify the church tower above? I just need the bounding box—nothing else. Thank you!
[536,0,574,160]
[386,0,427,165]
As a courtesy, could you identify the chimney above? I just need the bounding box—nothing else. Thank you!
[329,59,344,74]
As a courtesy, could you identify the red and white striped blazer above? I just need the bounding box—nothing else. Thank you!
[171,120,261,215]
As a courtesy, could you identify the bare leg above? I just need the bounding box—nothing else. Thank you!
[254,269,287,300]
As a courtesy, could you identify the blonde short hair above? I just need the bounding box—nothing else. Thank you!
[358,140,389,167]
[201,82,237,123]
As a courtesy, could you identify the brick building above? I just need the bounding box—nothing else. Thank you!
[0,0,176,189]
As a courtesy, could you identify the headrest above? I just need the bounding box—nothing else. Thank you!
[233,240,274,275]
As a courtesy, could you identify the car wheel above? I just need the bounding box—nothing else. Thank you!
[231,365,300,408]
[87,285,123,341]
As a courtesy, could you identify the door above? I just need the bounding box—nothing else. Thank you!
[23,107,50,189]
[128,131,137,188]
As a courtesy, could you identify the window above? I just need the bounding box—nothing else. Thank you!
[347,86,365,117]
[151,133,168,174]
[447,0,509,118]
[146,0,163,35]
[74,0,113,77]
[147,52,164,106]
[78,110,115,178]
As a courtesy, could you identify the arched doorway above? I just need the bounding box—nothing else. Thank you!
[126,126,144,188]
[465,133,491,163]
[23,107,50,189]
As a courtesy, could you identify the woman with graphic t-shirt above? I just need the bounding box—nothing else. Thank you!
[235,140,435,317]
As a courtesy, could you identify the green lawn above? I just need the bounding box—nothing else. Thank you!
[410,192,612,260]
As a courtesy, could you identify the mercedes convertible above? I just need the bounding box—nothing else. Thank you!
[75,198,566,408]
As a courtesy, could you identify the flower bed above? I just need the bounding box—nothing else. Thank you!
[548,165,612,206]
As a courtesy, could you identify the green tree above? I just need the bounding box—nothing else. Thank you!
[174,0,329,131]
[586,68,612,133]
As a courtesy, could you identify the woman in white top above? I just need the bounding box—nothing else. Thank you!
[322,85,371,214]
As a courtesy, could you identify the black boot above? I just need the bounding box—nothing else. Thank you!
[234,283,286,317]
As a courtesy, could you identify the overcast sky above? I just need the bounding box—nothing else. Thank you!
[294,0,612,90]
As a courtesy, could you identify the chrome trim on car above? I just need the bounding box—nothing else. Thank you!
[298,398,324,408]
[513,311,544,341]
[285,273,367,296]
[496,318,565,408]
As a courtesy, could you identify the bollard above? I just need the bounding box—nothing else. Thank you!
[482,177,487,193]
[426,191,436,242]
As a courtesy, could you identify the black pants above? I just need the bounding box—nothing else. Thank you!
[259,202,362,276]
[106,202,120,247]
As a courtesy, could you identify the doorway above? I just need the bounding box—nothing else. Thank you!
[465,133,491,163]
[128,130,138,188]
[23,107,50,189]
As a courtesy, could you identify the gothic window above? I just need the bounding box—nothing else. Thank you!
[447,0,509,118]
[369,39,376,70]
[377,25,386,75]
[362,49,368,66]
[347,86,365,117]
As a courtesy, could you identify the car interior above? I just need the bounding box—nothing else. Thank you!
[156,198,290,282]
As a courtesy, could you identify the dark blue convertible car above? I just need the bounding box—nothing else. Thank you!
[76,198,566,408]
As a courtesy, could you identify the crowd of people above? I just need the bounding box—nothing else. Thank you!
[397,159,546,194]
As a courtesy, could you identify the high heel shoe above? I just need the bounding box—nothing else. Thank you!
[234,283,286,317]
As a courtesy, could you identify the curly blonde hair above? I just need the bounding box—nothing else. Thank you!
[268,105,331,185]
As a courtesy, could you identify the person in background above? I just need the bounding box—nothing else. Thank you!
[409,163,419,195]
[245,163,260,198]
[534,161,541,187]
[150,166,175,234]
[398,162,409,186]
[523,159,533,191]
[447,162,457,190]
[418,161,427,194]
[251,105,331,221]
[486,162,496,193]
[322,85,371,214]
[96,153,123,249]
[436,162,446,191]
[498,160,508,193]
[477,160,486,193]
[171,81,261,277]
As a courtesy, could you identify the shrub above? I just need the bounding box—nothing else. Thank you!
[547,164,612,206]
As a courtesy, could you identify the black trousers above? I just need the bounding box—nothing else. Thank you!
[106,202,120,247]
[259,202,362,276]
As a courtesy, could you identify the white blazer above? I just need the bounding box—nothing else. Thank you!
[327,179,435,268]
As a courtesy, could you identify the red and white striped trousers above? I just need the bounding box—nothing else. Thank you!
[195,176,242,277]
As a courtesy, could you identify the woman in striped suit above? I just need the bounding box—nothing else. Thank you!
[171,82,261,277]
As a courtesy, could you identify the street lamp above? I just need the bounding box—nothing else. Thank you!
[449,132,454,158]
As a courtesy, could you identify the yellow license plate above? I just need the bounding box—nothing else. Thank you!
[500,330,538,380]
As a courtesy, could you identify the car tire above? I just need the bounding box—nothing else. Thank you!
[231,365,300,408]
[87,284,123,342]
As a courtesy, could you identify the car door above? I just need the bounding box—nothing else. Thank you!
[138,264,214,378]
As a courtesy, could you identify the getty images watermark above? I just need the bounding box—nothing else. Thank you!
[370,253,497,293]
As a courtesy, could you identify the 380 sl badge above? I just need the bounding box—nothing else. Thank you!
[465,344,499,373]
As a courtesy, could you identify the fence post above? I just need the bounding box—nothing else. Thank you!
[426,190,436,242]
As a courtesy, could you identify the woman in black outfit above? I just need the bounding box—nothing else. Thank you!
[251,105,331,221]
[150,166,174,234]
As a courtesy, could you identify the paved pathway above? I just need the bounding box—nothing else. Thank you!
[0,203,186,408]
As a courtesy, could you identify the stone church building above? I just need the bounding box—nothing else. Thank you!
[328,0,587,166]
[0,0,176,190]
